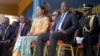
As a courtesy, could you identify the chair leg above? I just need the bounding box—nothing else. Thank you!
[70,46,74,56]
[57,45,62,56]
[76,48,84,56]
[57,45,75,56]
[79,48,83,56]
[33,45,36,56]
[75,48,79,56]
[44,45,48,56]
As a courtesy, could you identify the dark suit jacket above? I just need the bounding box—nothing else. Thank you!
[52,11,79,44]
[0,25,15,41]
[77,15,100,37]
[13,23,31,38]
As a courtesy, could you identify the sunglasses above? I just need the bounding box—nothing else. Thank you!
[52,14,57,16]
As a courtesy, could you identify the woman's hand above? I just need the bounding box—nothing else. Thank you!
[27,32,32,36]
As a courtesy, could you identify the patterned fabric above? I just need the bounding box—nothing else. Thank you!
[13,36,37,56]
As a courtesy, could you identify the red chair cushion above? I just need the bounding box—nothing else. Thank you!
[77,43,99,48]
[8,47,12,52]
[31,41,37,46]
[94,43,99,47]
[77,44,84,48]
[46,40,64,45]
[47,23,52,31]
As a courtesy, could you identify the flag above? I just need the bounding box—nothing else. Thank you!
[32,0,43,19]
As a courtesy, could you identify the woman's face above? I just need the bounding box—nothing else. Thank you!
[52,11,59,21]
[36,6,44,16]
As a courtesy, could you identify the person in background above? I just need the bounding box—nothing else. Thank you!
[13,5,50,56]
[74,11,83,21]
[26,19,32,26]
[0,17,15,56]
[36,1,79,56]
[43,2,51,16]
[48,10,61,30]
[0,24,3,29]
[11,21,19,28]
[52,10,61,23]
[43,2,52,22]
[76,4,100,56]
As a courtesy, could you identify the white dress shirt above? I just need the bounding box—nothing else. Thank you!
[2,25,10,40]
[58,11,69,30]
[17,23,25,38]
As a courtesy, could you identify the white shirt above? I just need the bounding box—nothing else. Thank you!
[17,23,25,38]
[58,11,69,30]
[76,37,84,44]
[2,25,10,40]
[19,23,25,29]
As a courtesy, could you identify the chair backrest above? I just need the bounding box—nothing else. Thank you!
[74,30,78,42]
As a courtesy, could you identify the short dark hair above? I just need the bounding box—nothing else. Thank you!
[55,10,61,15]
[38,5,46,14]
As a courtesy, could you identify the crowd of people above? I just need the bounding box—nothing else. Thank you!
[0,1,100,56]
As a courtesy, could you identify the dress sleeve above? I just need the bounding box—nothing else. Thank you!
[30,19,36,33]
[41,17,50,33]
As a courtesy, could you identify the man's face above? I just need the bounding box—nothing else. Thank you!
[2,17,9,27]
[20,16,26,23]
[61,2,69,13]
[83,9,91,16]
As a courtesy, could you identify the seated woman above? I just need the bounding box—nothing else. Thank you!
[13,6,50,56]
[52,10,61,24]
[49,10,61,30]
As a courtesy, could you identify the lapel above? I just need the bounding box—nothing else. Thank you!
[21,24,26,33]
[5,26,11,39]
[61,11,71,26]
[2,28,5,37]
[3,26,11,39]
[64,11,71,20]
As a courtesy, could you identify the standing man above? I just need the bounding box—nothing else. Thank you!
[77,4,100,56]
[0,17,15,56]
[36,1,79,56]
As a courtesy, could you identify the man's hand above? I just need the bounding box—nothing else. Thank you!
[59,29,66,34]
[50,30,53,34]
[27,32,32,36]
[0,40,10,43]
[14,38,17,41]
[0,41,3,43]
[33,33,38,36]
[2,41,7,43]
[6,40,10,43]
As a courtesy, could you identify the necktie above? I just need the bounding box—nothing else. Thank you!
[54,14,65,32]
[2,28,7,40]
[16,24,23,38]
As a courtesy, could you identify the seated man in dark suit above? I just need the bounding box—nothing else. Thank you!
[0,17,15,56]
[13,16,31,39]
[12,16,31,48]
[36,1,79,56]
[15,16,31,37]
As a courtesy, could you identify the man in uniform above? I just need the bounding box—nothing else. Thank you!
[77,4,100,56]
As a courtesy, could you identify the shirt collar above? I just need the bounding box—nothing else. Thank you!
[20,23,25,26]
[62,10,69,15]
[5,25,10,29]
